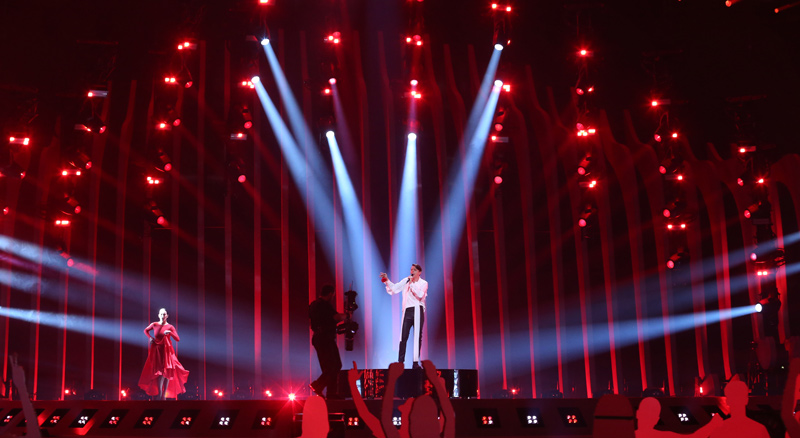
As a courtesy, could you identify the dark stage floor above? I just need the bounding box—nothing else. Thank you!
[0,395,786,438]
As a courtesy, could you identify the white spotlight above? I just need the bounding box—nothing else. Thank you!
[251,76,261,84]
[494,79,503,87]
[261,38,270,46]
[755,303,763,313]
[494,43,504,51]
[329,78,337,85]
[408,133,417,141]
[326,131,335,139]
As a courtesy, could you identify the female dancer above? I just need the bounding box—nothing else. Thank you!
[138,308,189,400]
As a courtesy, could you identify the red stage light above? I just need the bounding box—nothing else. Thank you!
[494,176,503,184]
[2,207,8,215]
[74,206,81,214]
[680,223,686,229]
[259,0,269,3]
[757,178,764,184]
[651,100,659,107]
[323,88,331,95]
[578,218,587,228]
[490,135,497,142]
[157,216,166,225]
[668,224,674,230]
[659,166,667,174]
[410,79,418,86]
[416,40,422,46]
[173,118,181,127]
[750,252,758,261]
[62,170,68,176]
[159,122,167,129]
[164,163,173,172]
[579,49,588,56]
[288,393,296,401]
[414,93,422,99]
[492,3,498,8]
[588,128,596,134]
[99,125,106,133]
[506,6,511,11]
[667,260,675,269]
[671,132,678,138]
[589,180,597,188]
[244,121,253,129]
[663,209,671,218]
[503,84,511,92]
[576,88,584,95]
[743,209,751,219]
[577,167,586,176]
[737,178,744,186]
[265,390,273,397]
[406,37,412,43]
[494,123,504,132]
[67,258,74,267]
[238,174,247,183]
[654,134,662,142]
[65,390,70,395]
[184,81,193,88]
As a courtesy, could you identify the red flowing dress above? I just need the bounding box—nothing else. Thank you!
[138,322,190,397]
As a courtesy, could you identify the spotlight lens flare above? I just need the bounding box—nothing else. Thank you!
[326,131,335,139]
[261,38,270,46]
[408,133,417,141]
[251,76,260,83]
[755,303,763,313]
[494,43,504,51]
[329,78,337,85]
[494,79,503,87]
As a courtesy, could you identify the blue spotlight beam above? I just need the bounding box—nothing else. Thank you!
[326,132,389,366]
[326,133,386,286]
[391,134,419,283]
[426,82,502,253]
[252,78,339,264]
[262,44,328,180]
[463,47,503,143]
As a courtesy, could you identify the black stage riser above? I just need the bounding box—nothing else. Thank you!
[0,397,783,438]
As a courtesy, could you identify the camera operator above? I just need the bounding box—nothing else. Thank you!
[309,285,349,399]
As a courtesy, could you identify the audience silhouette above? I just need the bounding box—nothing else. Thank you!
[709,380,769,438]
[635,397,721,438]
[299,395,329,438]
[381,360,455,438]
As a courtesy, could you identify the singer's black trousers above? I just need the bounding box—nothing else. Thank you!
[398,306,424,363]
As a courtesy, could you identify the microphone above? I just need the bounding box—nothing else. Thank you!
[407,276,412,283]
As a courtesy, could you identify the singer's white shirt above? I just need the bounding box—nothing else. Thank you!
[384,277,428,310]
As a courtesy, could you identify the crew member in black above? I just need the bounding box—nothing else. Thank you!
[309,285,348,399]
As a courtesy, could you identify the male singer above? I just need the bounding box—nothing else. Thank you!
[380,264,428,368]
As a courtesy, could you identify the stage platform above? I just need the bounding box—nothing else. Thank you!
[0,395,784,438]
